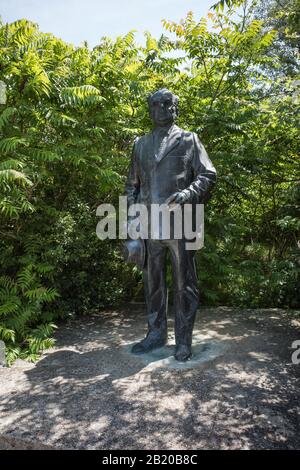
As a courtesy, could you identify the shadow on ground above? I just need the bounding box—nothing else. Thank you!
[0,307,299,449]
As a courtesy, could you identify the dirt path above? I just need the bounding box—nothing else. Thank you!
[0,307,299,450]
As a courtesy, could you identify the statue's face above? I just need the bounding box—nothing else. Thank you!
[149,91,178,127]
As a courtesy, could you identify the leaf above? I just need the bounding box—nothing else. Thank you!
[30,148,61,162]
[25,287,59,302]
[60,85,104,106]
[0,169,32,186]
[145,32,158,52]
[0,107,17,131]
[0,137,27,154]
[0,326,15,343]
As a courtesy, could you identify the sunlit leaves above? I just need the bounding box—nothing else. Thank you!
[145,32,158,52]
[0,169,32,186]
[60,85,104,106]
[212,0,244,12]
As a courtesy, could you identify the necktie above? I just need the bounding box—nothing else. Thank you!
[154,128,167,160]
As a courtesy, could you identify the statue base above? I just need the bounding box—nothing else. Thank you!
[126,337,226,370]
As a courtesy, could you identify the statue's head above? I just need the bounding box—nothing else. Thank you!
[147,88,179,127]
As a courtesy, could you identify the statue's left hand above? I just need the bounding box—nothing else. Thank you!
[165,191,189,206]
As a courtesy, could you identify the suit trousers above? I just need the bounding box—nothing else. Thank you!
[143,238,199,347]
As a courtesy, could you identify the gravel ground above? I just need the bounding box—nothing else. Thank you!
[0,306,300,450]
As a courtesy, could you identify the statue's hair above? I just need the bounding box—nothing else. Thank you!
[147,88,179,108]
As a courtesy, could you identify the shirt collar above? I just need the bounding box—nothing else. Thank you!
[153,123,175,135]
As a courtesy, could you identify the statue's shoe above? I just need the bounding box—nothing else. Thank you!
[131,334,167,354]
[175,344,193,362]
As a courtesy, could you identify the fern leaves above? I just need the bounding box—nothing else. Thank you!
[60,85,104,106]
[0,271,59,365]
[0,107,17,131]
[0,169,32,186]
[0,137,27,154]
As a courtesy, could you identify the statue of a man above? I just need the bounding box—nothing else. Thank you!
[124,88,216,361]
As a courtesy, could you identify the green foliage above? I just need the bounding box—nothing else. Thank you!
[0,270,58,365]
[212,0,244,11]
[0,1,299,364]
[60,85,104,106]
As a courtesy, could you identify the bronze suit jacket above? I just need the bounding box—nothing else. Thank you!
[124,124,217,245]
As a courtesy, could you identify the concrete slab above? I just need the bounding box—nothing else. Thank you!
[126,339,227,370]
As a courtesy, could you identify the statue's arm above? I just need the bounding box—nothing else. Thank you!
[124,137,140,208]
[182,133,217,204]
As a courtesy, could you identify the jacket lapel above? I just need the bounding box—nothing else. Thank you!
[156,125,182,163]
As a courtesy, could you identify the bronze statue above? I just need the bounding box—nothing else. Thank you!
[124,88,216,361]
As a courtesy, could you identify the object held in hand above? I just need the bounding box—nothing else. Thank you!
[121,238,146,270]
[165,191,189,207]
